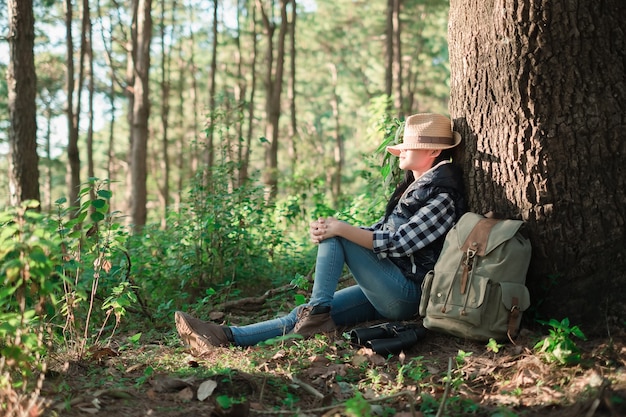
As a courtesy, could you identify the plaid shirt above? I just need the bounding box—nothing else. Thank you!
[366,192,456,260]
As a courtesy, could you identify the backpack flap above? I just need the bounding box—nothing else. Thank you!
[500,282,531,312]
[456,213,524,257]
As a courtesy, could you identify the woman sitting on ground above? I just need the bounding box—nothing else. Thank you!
[175,113,466,353]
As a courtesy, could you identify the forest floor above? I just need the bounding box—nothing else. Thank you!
[38,316,626,417]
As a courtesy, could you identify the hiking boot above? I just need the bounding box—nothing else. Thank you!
[175,311,229,354]
[293,305,336,338]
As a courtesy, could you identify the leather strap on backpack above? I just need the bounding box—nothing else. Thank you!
[459,218,500,294]
[508,296,521,343]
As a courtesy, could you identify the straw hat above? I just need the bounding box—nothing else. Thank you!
[386,113,462,156]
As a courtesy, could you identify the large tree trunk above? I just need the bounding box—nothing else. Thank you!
[7,0,40,206]
[448,0,626,335]
[130,0,152,229]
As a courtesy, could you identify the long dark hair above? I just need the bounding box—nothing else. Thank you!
[383,148,455,220]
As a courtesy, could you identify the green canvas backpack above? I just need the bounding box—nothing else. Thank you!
[419,212,532,342]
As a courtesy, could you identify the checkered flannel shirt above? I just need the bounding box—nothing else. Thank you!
[366,192,456,259]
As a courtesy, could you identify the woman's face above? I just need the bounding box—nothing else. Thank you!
[398,148,441,175]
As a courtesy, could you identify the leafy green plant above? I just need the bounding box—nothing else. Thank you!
[487,338,504,353]
[0,201,61,416]
[344,391,372,417]
[54,178,135,357]
[135,365,154,387]
[397,357,430,386]
[534,317,587,365]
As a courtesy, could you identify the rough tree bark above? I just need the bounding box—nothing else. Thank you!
[448,0,626,335]
[7,0,40,206]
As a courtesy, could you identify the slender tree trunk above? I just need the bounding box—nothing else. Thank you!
[205,0,219,174]
[384,0,393,101]
[97,0,120,210]
[130,0,153,229]
[287,0,297,173]
[328,62,343,206]
[65,0,81,208]
[158,0,175,227]
[258,0,289,202]
[187,3,200,175]
[449,0,626,333]
[44,105,52,210]
[392,0,403,117]
[234,0,247,187]
[7,0,40,206]
[241,0,258,185]
[84,0,96,197]
[175,27,186,210]
[125,0,138,218]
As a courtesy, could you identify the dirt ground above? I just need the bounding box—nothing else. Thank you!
[38,326,626,417]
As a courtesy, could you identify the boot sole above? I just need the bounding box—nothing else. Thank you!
[175,311,214,354]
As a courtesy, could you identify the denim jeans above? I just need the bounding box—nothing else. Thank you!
[229,237,423,346]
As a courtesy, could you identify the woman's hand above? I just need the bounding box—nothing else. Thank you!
[310,217,326,244]
[309,217,341,244]
[310,217,373,249]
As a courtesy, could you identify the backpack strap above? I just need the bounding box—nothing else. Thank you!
[507,297,521,343]
[459,218,499,294]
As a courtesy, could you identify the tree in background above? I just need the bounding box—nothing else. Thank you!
[448,0,626,333]
[36,52,65,211]
[7,0,40,206]
[129,0,153,229]
[64,0,82,210]
[0,0,452,220]
[258,0,291,202]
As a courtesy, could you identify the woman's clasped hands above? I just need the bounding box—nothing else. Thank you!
[310,217,341,244]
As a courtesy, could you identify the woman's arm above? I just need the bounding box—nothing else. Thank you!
[310,217,374,249]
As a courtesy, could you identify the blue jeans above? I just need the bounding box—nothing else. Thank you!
[229,237,423,346]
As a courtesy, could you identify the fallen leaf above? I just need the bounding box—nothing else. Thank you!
[126,363,145,373]
[77,407,100,415]
[272,349,287,360]
[89,347,119,362]
[197,379,218,401]
[209,311,225,321]
[177,387,194,401]
[149,375,195,392]
[351,354,368,367]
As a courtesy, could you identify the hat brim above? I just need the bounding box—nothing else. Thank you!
[386,131,462,156]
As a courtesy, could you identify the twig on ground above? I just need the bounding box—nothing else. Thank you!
[290,375,324,399]
[252,390,417,415]
[436,357,453,417]
[214,283,296,312]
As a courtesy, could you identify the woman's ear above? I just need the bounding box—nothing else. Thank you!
[431,149,442,157]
